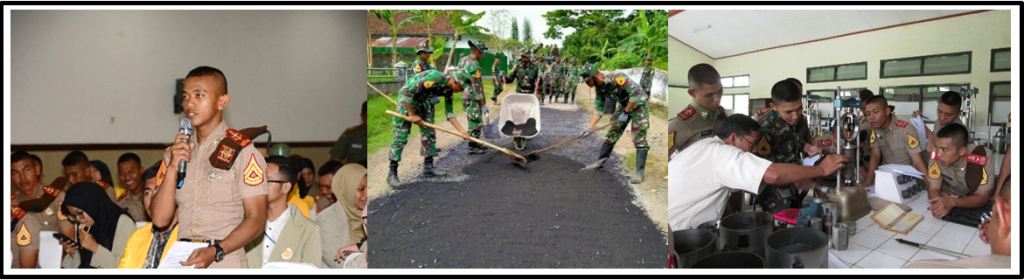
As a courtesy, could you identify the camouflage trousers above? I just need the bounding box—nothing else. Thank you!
[605,102,650,149]
[388,102,437,162]
[540,77,552,101]
[463,99,483,139]
[492,79,504,101]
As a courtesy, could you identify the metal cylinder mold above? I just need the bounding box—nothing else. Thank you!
[672,229,718,269]
[719,211,775,259]
[766,227,830,269]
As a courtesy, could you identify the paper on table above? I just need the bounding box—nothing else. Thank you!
[157,242,208,269]
[38,231,62,269]
[802,154,821,166]
[879,164,924,179]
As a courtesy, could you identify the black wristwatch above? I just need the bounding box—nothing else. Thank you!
[212,244,225,262]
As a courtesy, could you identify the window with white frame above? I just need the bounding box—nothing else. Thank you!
[721,75,749,88]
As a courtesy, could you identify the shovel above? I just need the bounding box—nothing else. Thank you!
[385,110,529,166]
[524,122,615,163]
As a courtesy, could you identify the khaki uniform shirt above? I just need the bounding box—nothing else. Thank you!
[244,204,322,268]
[904,254,1010,269]
[870,117,923,166]
[12,184,71,232]
[932,117,964,138]
[117,191,149,222]
[61,215,136,269]
[813,134,837,155]
[163,120,269,268]
[318,203,352,269]
[668,102,727,157]
[926,144,997,197]
[11,213,41,268]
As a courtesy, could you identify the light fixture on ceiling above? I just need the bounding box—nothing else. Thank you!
[693,25,712,33]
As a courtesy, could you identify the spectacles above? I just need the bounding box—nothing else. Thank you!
[67,210,86,223]
[267,180,289,184]
[737,135,759,145]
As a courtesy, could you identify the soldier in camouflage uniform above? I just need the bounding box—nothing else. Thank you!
[579,64,651,184]
[505,48,541,96]
[755,80,822,213]
[549,52,564,103]
[538,56,551,105]
[459,40,489,154]
[491,58,504,104]
[640,55,655,102]
[387,70,471,188]
[413,41,434,75]
[567,58,580,103]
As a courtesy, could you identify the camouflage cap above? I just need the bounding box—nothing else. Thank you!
[645,55,654,61]
[579,63,598,79]
[417,41,433,54]
[468,40,488,52]
[520,48,531,57]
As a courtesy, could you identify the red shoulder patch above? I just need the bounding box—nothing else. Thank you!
[12,205,27,219]
[42,185,61,197]
[817,139,833,147]
[226,129,253,148]
[678,106,696,120]
[95,180,111,190]
[756,107,771,116]
[11,193,17,200]
[894,120,908,128]
[966,154,988,166]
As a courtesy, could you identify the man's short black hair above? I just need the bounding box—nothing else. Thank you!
[11,151,32,165]
[784,77,802,87]
[936,123,969,149]
[318,160,344,177]
[142,161,161,182]
[939,91,962,110]
[687,63,720,88]
[362,101,367,115]
[266,155,297,185]
[716,114,762,139]
[186,66,228,95]
[29,154,43,171]
[865,95,889,109]
[62,151,90,167]
[117,153,142,166]
[771,79,802,104]
[858,89,874,101]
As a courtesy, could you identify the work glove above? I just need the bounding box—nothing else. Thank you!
[430,96,440,105]
[617,113,629,123]
[482,106,489,117]
[581,127,593,137]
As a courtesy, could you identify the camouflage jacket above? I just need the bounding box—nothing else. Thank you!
[594,71,646,112]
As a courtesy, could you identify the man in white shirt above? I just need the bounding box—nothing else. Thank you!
[244,156,322,268]
[668,114,848,230]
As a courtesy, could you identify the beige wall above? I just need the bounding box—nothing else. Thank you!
[17,147,331,192]
[668,39,714,115]
[10,10,367,145]
[669,10,1013,128]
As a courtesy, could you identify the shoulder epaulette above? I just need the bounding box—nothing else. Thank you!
[42,185,61,197]
[756,107,771,116]
[894,120,908,128]
[210,126,269,171]
[678,106,696,120]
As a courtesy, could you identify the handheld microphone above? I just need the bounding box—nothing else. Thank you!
[177,118,193,189]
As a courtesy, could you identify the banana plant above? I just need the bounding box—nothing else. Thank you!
[444,10,490,70]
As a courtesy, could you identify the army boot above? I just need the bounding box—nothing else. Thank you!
[387,160,402,188]
[583,142,615,170]
[630,148,648,184]
[421,156,447,177]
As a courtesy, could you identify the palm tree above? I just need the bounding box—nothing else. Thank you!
[444,10,490,70]
[371,10,410,67]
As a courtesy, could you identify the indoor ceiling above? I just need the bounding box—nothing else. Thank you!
[669,10,979,59]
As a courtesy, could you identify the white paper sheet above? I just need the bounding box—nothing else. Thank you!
[879,164,924,179]
[802,154,821,166]
[263,262,319,269]
[911,116,928,152]
[38,230,62,269]
[156,242,207,269]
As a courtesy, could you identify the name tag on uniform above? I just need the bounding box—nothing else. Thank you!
[700,130,712,137]
[942,174,953,181]
[352,144,363,149]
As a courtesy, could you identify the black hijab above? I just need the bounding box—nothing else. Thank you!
[60,182,133,268]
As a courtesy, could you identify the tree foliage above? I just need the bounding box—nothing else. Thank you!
[542,9,667,70]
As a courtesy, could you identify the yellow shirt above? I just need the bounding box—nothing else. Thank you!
[118,222,179,269]
[288,186,315,219]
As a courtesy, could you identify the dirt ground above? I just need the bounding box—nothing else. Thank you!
[367,83,669,268]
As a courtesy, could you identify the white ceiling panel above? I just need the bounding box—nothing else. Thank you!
[670,10,979,59]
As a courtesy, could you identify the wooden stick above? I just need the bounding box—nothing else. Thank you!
[385,110,527,163]
[367,82,398,106]
[529,122,614,155]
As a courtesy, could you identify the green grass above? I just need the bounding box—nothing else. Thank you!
[647,102,668,120]
[368,76,397,83]
[367,83,495,154]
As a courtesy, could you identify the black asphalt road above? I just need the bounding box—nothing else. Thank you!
[369,104,665,268]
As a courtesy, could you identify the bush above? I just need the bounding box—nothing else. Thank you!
[600,52,641,70]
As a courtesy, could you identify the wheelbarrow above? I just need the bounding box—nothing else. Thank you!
[498,93,542,150]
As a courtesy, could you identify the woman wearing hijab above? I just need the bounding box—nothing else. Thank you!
[89,160,121,202]
[318,164,366,268]
[60,182,136,269]
[342,207,368,269]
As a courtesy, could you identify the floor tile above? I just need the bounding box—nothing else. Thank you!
[962,244,990,257]
[910,220,944,236]
[849,230,888,250]
[861,223,897,239]
[907,248,958,263]
[875,238,921,260]
[935,223,978,243]
[968,232,989,247]
[926,236,968,254]
[856,251,908,269]
[855,216,876,233]
[830,243,872,264]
